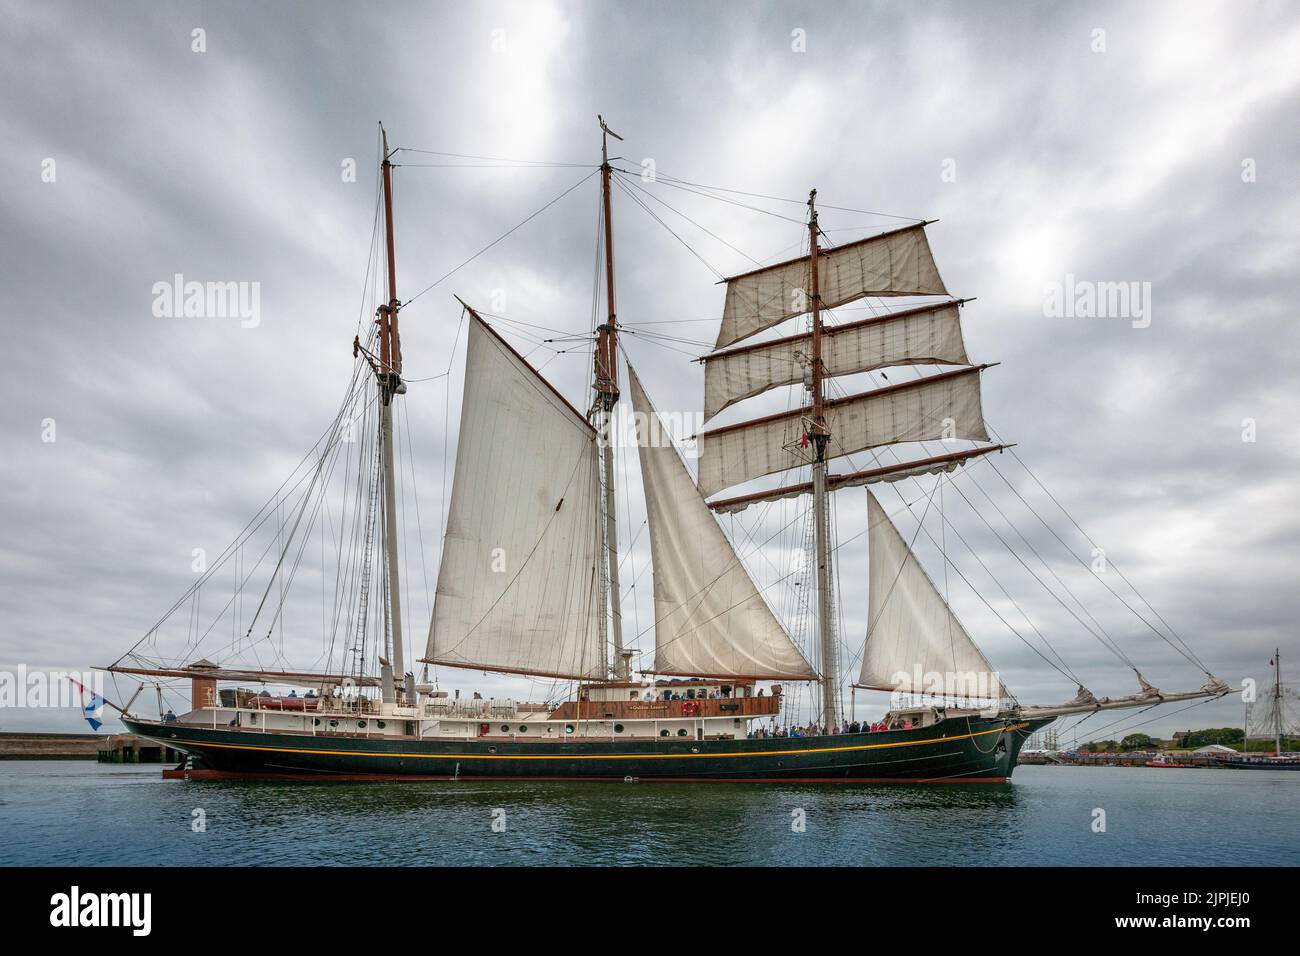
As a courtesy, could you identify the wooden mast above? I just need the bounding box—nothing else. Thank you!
[808,189,839,730]
[378,124,407,702]
[595,116,628,681]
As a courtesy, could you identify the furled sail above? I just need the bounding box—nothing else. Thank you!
[708,445,1009,515]
[858,491,1001,698]
[628,367,816,680]
[715,222,947,349]
[422,314,606,680]
[703,300,970,420]
[697,365,991,498]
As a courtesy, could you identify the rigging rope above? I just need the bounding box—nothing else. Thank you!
[983,432,1212,675]
[402,170,598,307]
[633,168,927,224]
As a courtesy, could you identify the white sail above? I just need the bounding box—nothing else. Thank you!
[704,300,970,420]
[628,367,816,680]
[716,223,947,349]
[423,315,606,680]
[697,366,990,498]
[858,491,1001,698]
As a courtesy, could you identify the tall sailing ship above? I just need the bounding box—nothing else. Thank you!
[108,122,1229,782]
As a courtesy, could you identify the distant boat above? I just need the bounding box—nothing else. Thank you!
[1234,647,1299,768]
[1214,754,1300,771]
[1144,755,1191,768]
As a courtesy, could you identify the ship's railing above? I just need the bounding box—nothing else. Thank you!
[550,695,781,722]
[216,690,381,716]
[314,697,381,715]
[420,699,533,719]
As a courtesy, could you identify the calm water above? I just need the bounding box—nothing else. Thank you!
[1,761,1296,866]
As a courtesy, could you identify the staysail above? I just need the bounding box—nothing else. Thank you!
[697,365,991,498]
[715,222,947,349]
[422,314,607,680]
[703,299,971,420]
[858,491,1001,698]
[628,367,816,680]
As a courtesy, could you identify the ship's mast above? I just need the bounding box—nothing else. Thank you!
[808,189,839,729]
[1274,648,1282,756]
[378,124,407,703]
[595,116,628,681]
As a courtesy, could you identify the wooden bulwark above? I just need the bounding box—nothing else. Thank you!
[549,695,781,722]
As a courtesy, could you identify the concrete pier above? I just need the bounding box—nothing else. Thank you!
[0,732,180,763]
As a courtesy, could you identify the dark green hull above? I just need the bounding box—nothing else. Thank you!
[126,715,1050,782]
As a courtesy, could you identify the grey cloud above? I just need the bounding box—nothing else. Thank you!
[1,0,1295,740]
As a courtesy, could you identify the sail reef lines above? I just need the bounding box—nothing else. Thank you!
[716,221,947,348]
[697,364,994,498]
[701,298,974,420]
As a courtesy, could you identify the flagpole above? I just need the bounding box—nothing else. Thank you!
[68,677,128,718]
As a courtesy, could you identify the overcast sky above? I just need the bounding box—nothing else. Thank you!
[1,0,1297,742]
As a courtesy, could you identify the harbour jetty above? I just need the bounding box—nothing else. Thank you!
[0,731,180,763]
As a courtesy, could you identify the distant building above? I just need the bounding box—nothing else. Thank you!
[1193,743,1239,754]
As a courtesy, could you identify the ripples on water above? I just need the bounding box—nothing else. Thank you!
[1,761,1295,866]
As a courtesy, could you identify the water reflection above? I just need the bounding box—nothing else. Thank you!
[182,778,1027,866]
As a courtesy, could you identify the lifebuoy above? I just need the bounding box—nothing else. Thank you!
[682,700,700,716]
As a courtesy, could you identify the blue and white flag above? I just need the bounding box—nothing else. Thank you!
[70,678,105,731]
[83,693,104,731]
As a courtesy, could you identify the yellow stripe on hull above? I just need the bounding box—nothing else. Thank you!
[161,722,1028,762]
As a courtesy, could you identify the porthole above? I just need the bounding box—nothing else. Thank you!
[329,719,338,728]
[659,730,670,737]
[357,720,367,729]
[313,718,321,727]
[614,723,625,734]
[488,746,497,754]
[376,721,386,730]
[501,724,510,733]
[565,724,575,734]
[677,729,688,737]
[518,725,528,733]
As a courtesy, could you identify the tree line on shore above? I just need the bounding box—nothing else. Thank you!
[1078,727,1298,753]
